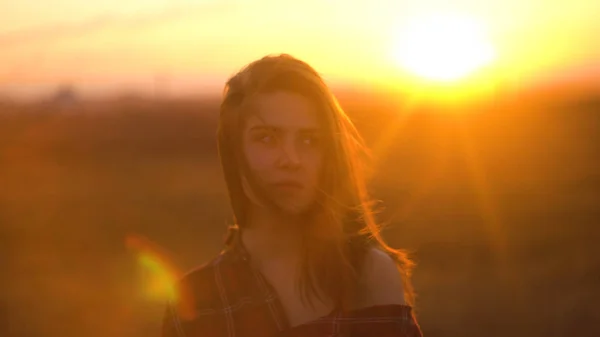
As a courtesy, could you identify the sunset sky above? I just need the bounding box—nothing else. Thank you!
[1,0,599,99]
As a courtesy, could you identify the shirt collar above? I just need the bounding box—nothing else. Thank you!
[225,225,251,262]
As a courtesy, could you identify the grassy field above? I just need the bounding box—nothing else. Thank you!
[0,90,598,337]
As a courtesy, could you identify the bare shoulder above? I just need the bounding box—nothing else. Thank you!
[359,247,406,306]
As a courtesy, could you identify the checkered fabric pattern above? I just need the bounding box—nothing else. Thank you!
[161,229,423,337]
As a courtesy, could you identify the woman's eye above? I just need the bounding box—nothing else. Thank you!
[301,135,319,146]
[255,134,275,144]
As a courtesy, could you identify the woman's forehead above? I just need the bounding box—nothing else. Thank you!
[244,91,322,131]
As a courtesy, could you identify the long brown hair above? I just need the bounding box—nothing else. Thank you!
[218,54,416,310]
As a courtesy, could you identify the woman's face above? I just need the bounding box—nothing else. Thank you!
[241,91,324,215]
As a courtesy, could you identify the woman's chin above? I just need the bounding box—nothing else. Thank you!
[274,200,314,216]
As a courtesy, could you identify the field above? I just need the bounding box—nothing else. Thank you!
[0,89,599,337]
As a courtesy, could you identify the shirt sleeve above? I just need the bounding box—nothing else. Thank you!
[339,305,424,337]
[161,302,186,337]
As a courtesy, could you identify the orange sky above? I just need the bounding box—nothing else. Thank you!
[1,0,599,99]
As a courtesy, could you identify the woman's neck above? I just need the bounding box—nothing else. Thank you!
[241,206,304,265]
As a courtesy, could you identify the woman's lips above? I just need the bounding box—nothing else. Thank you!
[271,181,304,191]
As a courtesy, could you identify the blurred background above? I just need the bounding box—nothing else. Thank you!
[1,1,599,336]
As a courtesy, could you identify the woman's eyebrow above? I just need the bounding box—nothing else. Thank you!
[248,125,321,133]
[248,125,278,132]
[298,127,321,133]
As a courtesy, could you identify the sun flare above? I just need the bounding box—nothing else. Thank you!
[394,12,496,83]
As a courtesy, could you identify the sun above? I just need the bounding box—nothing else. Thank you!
[393,12,496,83]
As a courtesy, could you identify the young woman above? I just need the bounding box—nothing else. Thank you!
[161,54,423,337]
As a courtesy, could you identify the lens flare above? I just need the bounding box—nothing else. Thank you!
[125,234,198,320]
[125,234,182,302]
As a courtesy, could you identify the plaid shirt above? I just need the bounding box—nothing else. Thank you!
[161,228,423,337]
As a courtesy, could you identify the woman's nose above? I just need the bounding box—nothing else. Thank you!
[278,140,301,169]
